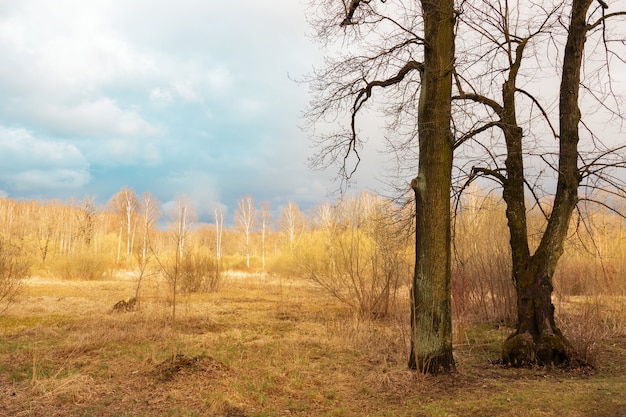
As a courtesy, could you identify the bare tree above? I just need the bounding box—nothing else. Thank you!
[139,192,160,261]
[129,192,161,305]
[214,206,224,263]
[259,202,271,270]
[235,195,256,269]
[305,0,456,373]
[279,201,306,256]
[109,187,139,263]
[76,196,98,247]
[161,194,197,323]
[453,0,626,365]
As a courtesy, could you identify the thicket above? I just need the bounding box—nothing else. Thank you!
[0,190,624,330]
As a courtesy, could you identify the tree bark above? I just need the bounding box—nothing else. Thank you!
[502,0,591,366]
[408,0,455,374]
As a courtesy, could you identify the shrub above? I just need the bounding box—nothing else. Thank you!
[51,249,112,280]
[297,194,412,319]
[0,237,31,313]
[178,252,222,293]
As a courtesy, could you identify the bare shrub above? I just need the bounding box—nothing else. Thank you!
[555,206,626,299]
[51,249,112,280]
[452,191,516,324]
[0,237,31,313]
[297,193,412,319]
[178,251,222,293]
[556,296,625,367]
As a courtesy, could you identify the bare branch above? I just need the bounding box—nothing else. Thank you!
[515,88,559,139]
[345,59,424,178]
[453,121,502,150]
[586,11,626,31]
[452,93,504,117]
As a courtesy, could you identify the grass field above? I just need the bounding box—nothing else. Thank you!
[1,274,624,417]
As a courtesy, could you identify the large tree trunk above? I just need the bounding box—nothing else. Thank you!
[502,0,591,366]
[408,0,455,374]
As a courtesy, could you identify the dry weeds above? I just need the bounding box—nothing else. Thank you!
[0,274,624,417]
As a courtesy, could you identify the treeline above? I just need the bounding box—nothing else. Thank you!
[1,187,625,320]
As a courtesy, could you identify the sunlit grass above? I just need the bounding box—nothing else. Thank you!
[0,273,624,416]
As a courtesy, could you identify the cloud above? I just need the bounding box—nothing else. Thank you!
[163,170,222,219]
[38,98,163,139]
[0,127,91,193]
[0,0,338,215]
[87,137,162,166]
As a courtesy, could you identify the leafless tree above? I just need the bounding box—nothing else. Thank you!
[159,194,197,323]
[214,206,225,263]
[109,187,139,263]
[259,202,271,270]
[279,201,307,256]
[139,192,160,261]
[305,0,456,373]
[452,0,626,366]
[235,195,256,269]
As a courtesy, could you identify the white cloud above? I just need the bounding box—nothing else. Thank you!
[0,127,91,191]
[0,0,333,212]
[238,98,268,115]
[87,137,162,166]
[10,169,91,191]
[149,87,174,105]
[164,170,221,217]
[171,81,204,104]
[38,98,163,139]
[206,66,233,92]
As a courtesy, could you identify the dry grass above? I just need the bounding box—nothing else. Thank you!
[0,274,625,417]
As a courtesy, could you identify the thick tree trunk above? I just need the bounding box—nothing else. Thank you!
[502,258,571,366]
[502,0,591,366]
[408,0,455,374]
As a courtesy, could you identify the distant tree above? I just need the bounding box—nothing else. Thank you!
[259,202,271,270]
[235,195,256,269]
[160,194,197,323]
[109,187,139,263]
[139,192,160,261]
[76,196,97,247]
[214,206,224,264]
[35,202,58,265]
[279,201,306,256]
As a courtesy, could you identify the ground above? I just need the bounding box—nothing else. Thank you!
[0,273,624,416]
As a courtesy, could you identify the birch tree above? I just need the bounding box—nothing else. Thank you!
[259,202,271,269]
[214,206,224,263]
[139,192,160,261]
[110,187,138,262]
[235,195,256,269]
[279,201,306,256]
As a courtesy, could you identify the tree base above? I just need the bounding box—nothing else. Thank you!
[502,331,572,367]
[408,349,455,375]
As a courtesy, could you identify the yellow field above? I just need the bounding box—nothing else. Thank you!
[1,274,624,417]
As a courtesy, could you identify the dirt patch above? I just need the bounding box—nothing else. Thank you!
[151,353,228,382]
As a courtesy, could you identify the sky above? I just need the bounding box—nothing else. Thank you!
[2,1,624,226]
[0,0,389,223]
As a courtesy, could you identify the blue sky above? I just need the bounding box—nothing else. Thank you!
[0,0,388,222]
